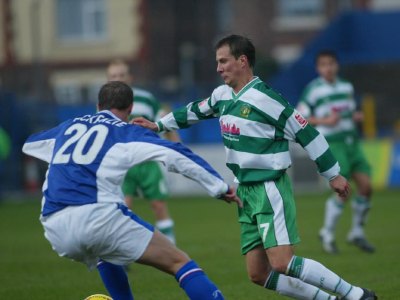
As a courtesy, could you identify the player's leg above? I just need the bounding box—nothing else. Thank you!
[238,176,337,299]
[261,174,376,299]
[348,171,375,253]
[97,260,133,300]
[141,162,176,243]
[97,203,222,299]
[137,230,224,299]
[281,251,376,300]
[246,245,337,299]
[150,200,175,243]
[346,142,375,252]
[319,194,345,254]
[319,141,350,254]
[122,167,139,209]
[41,204,136,300]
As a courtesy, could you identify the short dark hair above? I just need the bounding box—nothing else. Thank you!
[316,50,338,63]
[215,34,256,68]
[98,81,133,111]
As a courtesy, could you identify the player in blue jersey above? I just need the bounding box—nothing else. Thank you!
[22,81,241,300]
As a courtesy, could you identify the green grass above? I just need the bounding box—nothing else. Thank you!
[0,189,399,299]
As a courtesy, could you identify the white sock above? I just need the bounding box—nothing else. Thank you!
[287,256,363,300]
[265,270,336,299]
[349,196,370,238]
[322,196,344,238]
[156,219,176,244]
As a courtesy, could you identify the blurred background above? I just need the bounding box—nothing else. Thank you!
[1,0,400,197]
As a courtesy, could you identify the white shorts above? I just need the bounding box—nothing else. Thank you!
[40,202,154,269]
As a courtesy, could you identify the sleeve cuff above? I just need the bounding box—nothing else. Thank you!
[216,183,229,199]
[156,121,164,132]
[320,162,340,181]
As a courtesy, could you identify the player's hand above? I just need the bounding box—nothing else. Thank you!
[329,175,350,200]
[220,186,243,208]
[132,117,159,132]
[324,112,340,126]
[352,111,364,123]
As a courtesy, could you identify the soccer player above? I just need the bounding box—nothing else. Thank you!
[107,59,178,243]
[297,50,375,254]
[22,81,242,300]
[133,35,377,299]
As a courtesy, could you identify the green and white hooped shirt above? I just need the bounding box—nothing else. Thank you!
[130,87,163,122]
[297,77,358,143]
[157,77,340,184]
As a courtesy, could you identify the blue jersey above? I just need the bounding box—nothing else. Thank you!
[22,110,228,216]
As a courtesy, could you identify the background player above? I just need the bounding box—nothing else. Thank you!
[134,35,377,300]
[22,81,242,300]
[107,59,179,243]
[297,50,375,254]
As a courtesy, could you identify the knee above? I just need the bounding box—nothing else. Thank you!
[266,247,293,274]
[151,200,167,212]
[124,196,133,208]
[170,251,191,275]
[359,183,372,199]
[248,271,268,286]
[355,175,373,198]
[151,200,162,208]
[173,249,190,265]
[269,261,288,274]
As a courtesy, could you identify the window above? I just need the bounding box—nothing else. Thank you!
[56,0,107,41]
[277,0,323,17]
[216,0,233,33]
[274,0,325,30]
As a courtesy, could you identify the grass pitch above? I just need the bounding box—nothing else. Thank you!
[0,189,399,299]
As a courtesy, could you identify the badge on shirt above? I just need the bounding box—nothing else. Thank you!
[240,104,251,118]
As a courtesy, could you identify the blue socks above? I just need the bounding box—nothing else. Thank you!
[97,259,223,300]
[97,260,134,300]
[175,260,224,300]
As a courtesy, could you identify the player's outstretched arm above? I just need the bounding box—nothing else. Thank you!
[219,186,243,208]
[132,117,158,132]
[329,175,351,200]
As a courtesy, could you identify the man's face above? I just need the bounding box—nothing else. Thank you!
[216,45,243,88]
[107,64,132,84]
[316,55,338,82]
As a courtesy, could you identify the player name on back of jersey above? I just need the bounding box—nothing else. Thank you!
[74,114,127,127]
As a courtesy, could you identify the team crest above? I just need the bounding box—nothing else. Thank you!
[240,104,251,118]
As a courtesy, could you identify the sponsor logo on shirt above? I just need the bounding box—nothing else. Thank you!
[220,120,240,141]
[294,113,308,128]
[331,103,351,114]
[220,121,240,135]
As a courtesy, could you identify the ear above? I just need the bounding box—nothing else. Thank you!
[239,55,248,67]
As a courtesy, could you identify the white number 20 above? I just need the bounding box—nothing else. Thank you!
[53,124,109,165]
